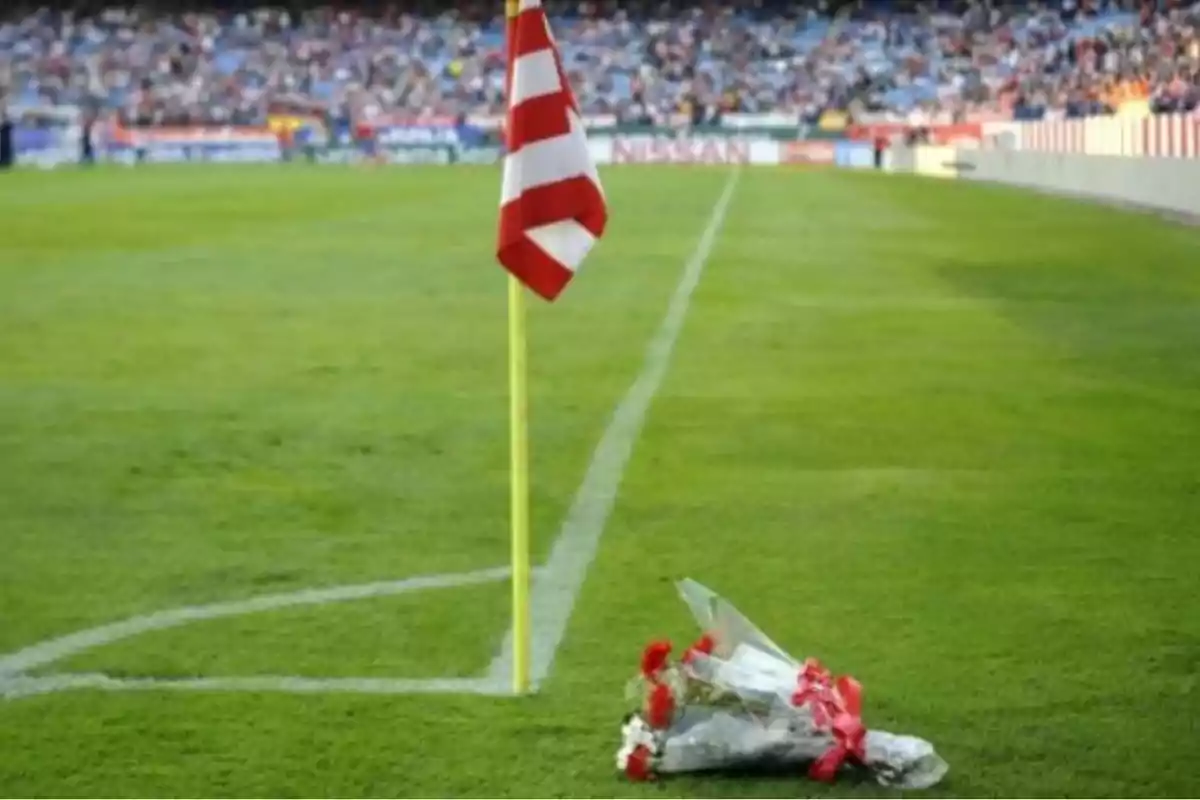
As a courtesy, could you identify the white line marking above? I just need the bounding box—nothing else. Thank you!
[489,168,741,690]
[0,567,515,699]
[1,673,509,701]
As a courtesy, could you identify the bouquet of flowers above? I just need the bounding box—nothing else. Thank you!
[615,579,949,789]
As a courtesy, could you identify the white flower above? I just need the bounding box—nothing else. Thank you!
[616,715,660,772]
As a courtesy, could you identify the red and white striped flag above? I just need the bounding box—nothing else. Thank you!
[496,0,607,301]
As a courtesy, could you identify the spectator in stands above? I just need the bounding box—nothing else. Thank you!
[0,0,1196,131]
[0,102,13,169]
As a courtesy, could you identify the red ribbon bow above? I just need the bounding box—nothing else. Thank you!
[791,660,867,782]
[807,676,866,782]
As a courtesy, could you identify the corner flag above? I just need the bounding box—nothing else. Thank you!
[497,0,607,300]
[496,0,607,694]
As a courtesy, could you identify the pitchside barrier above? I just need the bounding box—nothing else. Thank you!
[948,150,1200,216]
[886,113,1200,217]
[6,110,880,168]
[96,136,864,167]
[2,111,973,169]
[10,112,1195,184]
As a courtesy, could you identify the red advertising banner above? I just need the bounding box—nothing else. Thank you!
[105,122,279,146]
[846,122,983,146]
[781,141,835,164]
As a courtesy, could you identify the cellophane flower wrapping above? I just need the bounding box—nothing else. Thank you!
[615,579,949,789]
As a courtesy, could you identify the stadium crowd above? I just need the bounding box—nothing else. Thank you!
[1,0,1197,129]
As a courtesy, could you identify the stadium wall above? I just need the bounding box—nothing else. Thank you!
[950,149,1200,216]
[880,113,1200,217]
[984,113,1200,158]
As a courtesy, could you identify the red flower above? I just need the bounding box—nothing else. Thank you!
[625,744,654,781]
[645,682,675,729]
[640,639,672,680]
[682,633,715,664]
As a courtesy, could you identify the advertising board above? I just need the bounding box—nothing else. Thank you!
[781,141,835,165]
[833,141,874,168]
[104,125,282,163]
[846,122,983,147]
[10,106,80,168]
[13,125,78,168]
[609,136,752,164]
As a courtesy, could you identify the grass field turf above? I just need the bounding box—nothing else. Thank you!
[1,163,1198,797]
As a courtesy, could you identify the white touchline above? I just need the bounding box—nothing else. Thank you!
[488,167,742,690]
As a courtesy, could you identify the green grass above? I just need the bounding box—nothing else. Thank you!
[1,164,1198,797]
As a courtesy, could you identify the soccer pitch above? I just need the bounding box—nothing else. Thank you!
[1,163,1198,797]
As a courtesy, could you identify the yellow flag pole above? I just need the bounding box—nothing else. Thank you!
[506,0,531,696]
[509,275,531,695]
